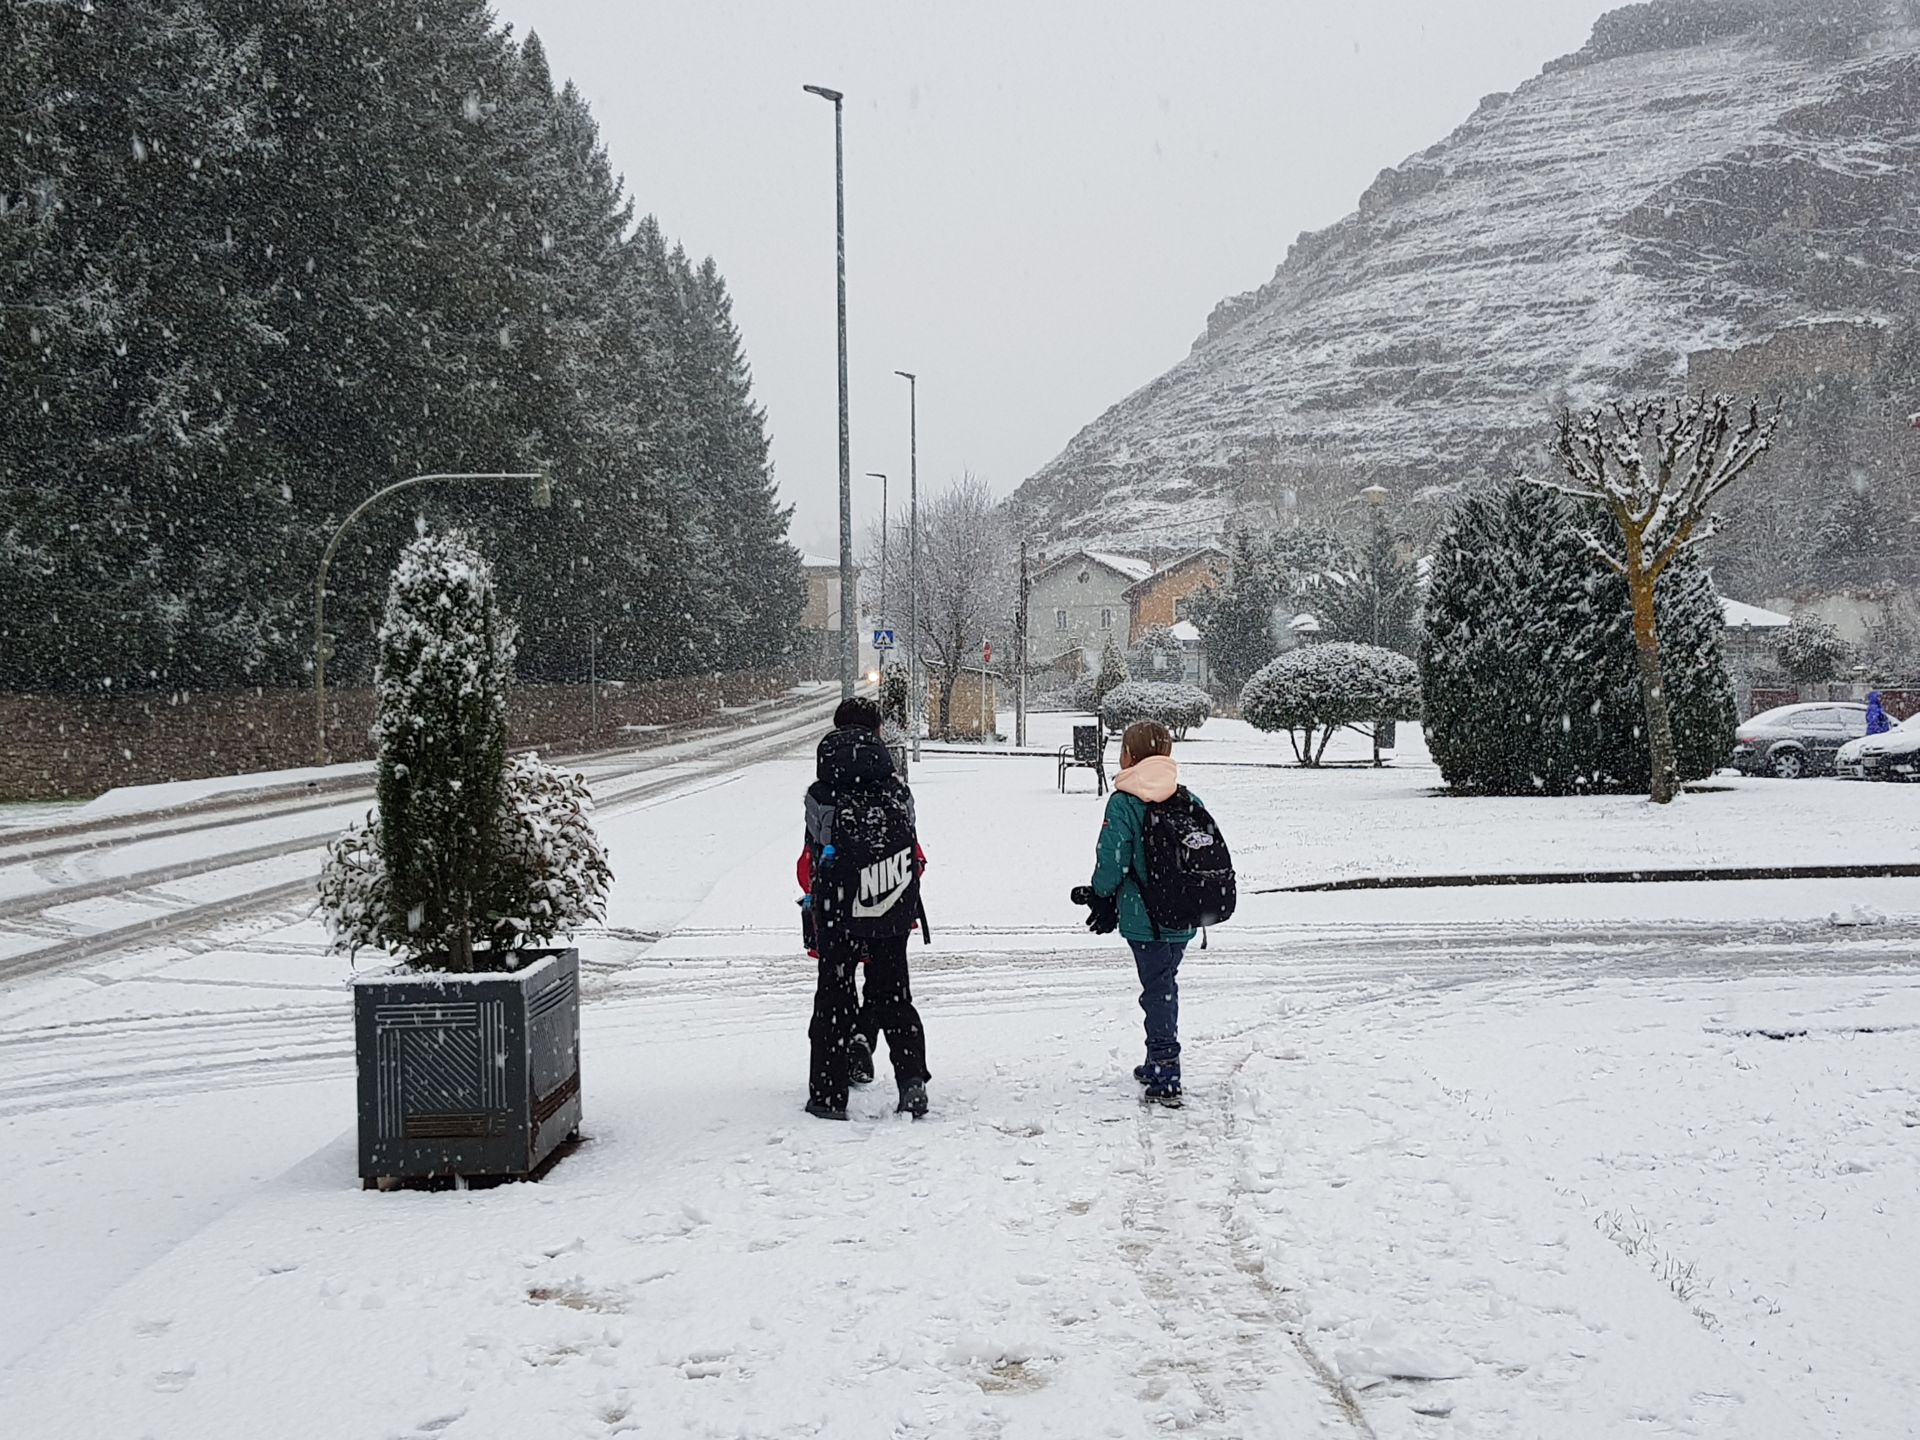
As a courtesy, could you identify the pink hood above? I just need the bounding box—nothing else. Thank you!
[1115,754,1178,803]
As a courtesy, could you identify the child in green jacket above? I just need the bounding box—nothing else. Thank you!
[1087,721,1194,1106]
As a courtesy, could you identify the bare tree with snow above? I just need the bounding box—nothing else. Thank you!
[908,475,1013,740]
[1538,396,1780,804]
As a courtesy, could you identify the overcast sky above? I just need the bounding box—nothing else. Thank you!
[495,1,1611,558]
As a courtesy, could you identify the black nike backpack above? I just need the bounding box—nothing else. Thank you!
[1138,787,1237,938]
[813,778,922,945]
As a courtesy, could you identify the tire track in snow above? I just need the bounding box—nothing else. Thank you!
[6,926,1905,1117]
[0,695,839,985]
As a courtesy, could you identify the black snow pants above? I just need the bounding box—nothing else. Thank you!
[809,933,927,1110]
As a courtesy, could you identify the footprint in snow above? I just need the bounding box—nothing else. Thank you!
[147,1364,195,1393]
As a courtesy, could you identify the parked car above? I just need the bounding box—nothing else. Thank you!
[1836,714,1920,780]
[1728,703,1869,779]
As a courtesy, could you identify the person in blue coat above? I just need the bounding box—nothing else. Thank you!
[1866,691,1893,736]
[1086,720,1194,1107]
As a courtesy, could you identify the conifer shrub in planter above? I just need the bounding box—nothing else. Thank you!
[319,532,611,1187]
[1241,642,1421,766]
[1099,680,1213,740]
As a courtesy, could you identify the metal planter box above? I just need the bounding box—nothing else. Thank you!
[354,948,581,1187]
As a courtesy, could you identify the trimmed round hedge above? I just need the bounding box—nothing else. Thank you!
[1099,680,1212,739]
[1241,642,1420,766]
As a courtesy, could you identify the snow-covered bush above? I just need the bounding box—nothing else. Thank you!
[1774,616,1852,684]
[1028,675,1098,714]
[1133,625,1185,679]
[879,664,912,729]
[480,754,612,947]
[317,531,609,969]
[1419,481,1735,795]
[1240,642,1419,766]
[1100,681,1212,739]
[322,754,611,961]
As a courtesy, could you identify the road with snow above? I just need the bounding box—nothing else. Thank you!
[2,714,1916,1436]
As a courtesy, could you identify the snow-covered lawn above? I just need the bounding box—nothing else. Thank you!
[2,723,1917,1436]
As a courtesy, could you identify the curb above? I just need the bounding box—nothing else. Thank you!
[1262,862,1920,894]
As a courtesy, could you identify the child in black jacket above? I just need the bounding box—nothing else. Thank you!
[799,698,929,1120]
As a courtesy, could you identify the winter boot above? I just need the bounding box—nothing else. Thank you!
[1140,1057,1181,1107]
[848,1034,876,1087]
[896,1079,929,1119]
[805,1098,849,1122]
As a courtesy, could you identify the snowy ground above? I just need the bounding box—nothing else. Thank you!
[2,715,1917,1436]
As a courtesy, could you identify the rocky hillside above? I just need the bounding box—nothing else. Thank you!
[1012,1,1920,554]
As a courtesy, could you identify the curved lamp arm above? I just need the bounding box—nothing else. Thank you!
[312,471,549,764]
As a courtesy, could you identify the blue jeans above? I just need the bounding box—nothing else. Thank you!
[1128,938,1186,1084]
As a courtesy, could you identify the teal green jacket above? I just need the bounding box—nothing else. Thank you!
[1091,788,1199,945]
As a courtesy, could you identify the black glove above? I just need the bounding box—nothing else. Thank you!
[1083,889,1119,935]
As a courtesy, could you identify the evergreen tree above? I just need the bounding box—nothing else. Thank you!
[1,3,802,698]
[1319,513,1422,656]
[370,531,513,971]
[1191,526,1346,691]
[1421,480,1736,795]
[1774,616,1853,684]
[1190,531,1284,692]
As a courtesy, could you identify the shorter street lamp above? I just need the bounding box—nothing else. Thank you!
[312,471,551,765]
[866,471,889,629]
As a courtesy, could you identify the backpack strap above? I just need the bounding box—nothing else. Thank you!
[1138,790,1178,940]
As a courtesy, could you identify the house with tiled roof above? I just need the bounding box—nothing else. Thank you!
[1026,549,1153,676]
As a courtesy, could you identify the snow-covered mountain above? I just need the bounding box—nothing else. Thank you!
[1012,3,1920,550]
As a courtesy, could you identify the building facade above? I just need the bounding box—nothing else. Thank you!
[799,553,862,682]
[1125,548,1226,647]
[1026,550,1154,677]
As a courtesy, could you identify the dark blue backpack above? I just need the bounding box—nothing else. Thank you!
[1139,787,1237,936]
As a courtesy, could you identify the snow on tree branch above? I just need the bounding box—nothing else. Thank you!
[1541,395,1781,573]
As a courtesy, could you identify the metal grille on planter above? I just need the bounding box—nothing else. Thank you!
[354,949,581,1186]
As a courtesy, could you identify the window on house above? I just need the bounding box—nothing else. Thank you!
[1101,608,1114,629]
[1054,608,1069,631]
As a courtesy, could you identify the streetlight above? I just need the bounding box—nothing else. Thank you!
[895,369,920,760]
[312,471,550,765]
[866,472,888,629]
[1358,479,1394,766]
[803,82,854,701]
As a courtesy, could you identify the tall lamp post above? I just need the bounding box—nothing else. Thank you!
[803,82,854,700]
[866,472,888,629]
[895,369,920,760]
[1360,480,1392,767]
[312,471,551,765]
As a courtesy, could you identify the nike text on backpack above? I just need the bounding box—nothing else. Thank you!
[814,787,923,943]
[1137,787,1237,941]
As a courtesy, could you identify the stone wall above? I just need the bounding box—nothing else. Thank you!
[0,668,798,802]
